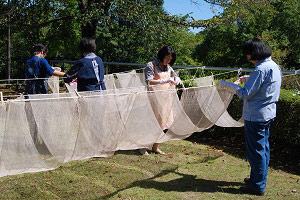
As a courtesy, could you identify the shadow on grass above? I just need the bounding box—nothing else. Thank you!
[114,149,141,156]
[187,126,300,175]
[101,168,243,199]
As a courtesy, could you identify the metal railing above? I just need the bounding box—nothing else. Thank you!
[49,60,300,75]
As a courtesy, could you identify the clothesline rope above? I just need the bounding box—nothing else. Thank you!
[0,73,245,177]
[282,72,300,77]
[0,76,70,82]
[212,70,238,78]
[2,85,215,102]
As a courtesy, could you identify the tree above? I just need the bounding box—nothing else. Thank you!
[166,27,201,66]
[0,0,191,78]
[192,0,300,70]
[272,0,300,68]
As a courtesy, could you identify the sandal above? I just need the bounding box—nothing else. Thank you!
[152,148,166,155]
[139,148,149,156]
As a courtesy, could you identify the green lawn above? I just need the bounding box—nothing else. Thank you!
[0,140,299,200]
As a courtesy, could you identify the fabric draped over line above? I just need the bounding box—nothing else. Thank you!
[0,70,243,177]
[47,76,60,94]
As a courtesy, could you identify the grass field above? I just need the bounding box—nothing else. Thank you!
[0,138,299,200]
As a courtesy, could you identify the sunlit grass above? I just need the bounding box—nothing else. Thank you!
[0,140,299,199]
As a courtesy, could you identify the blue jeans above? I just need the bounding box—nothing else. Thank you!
[244,119,274,193]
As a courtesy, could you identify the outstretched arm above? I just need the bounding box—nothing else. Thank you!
[64,61,82,83]
[52,70,65,77]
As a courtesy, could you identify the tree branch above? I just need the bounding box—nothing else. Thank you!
[34,16,74,28]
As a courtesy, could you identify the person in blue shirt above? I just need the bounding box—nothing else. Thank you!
[219,38,282,196]
[25,44,65,97]
[64,37,106,91]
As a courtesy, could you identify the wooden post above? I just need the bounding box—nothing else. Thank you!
[105,65,109,75]
[0,92,3,105]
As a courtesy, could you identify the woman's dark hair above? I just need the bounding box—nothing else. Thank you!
[242,38,272,61]
[157,46,176,66]
[33,43,48,55]
[79,37,96,53]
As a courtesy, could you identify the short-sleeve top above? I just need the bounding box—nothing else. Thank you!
[144,59,177,85]
[26,56,54,79]
[25,56,55,95]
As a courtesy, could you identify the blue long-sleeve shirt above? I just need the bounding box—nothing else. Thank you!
[237,57,282,122]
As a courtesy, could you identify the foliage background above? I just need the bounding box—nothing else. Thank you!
[1,0,300,79]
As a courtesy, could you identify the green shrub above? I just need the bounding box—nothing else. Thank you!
[281,75,300,90]
[224,89,300,148]
[192,88,300,148]
[272,89,300,147]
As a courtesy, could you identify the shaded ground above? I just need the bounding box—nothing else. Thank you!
[188,126,300,175]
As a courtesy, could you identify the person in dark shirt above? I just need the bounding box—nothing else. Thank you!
[64,37,106,91]
[25,44,65,97]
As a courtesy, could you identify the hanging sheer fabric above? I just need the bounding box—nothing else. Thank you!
[64,74,118,93]
[158,86,225,142]
[0,104,7,167]
[193,76,244,128]
[65,82,77,93]
[0,101,57,177]
[193,75,215,87]
[136,72,147,86]
[0,71,244,177]
[114,70,146,88]
[104,74,117,89]
[27,93,79,163]
[48,76,60,93]
[147,84,176,130]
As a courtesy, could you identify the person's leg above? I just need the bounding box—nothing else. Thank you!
[244,121,253,178]
[139,148,149,156]
[152,143,165,155]
[263,119,273,187]
[244,120,270,193]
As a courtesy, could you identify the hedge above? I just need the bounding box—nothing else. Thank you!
[207,89,300,148]
[272,89,300,147]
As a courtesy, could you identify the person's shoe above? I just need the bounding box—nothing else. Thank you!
[244,177,250,184]
[139,149,149,156]
[240,186,264,196]
[152,148,166,155]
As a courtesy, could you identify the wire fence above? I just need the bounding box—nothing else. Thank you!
[49,60,300,75]
[0,60,299,100]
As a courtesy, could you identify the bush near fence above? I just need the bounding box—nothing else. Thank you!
[198,88,300,148]
[273,89,300,147]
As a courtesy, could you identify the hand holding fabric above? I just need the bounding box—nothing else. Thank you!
[174,77,183,85]
[158,78,176,85]
[53,67,62,72]
[219,80,241,94]
[239,75,250,83]
[234,79,241,85]
[69,78,78,86]
[63,73,73,83]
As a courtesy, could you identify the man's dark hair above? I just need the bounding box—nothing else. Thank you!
[33,43,48,55]
[243,38,272,61]
[157,46,176,66]
[79,37,96,53]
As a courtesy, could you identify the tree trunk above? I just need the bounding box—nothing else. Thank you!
[7,0,11,81]
[81,19,97,38]
[78,0,113,38]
